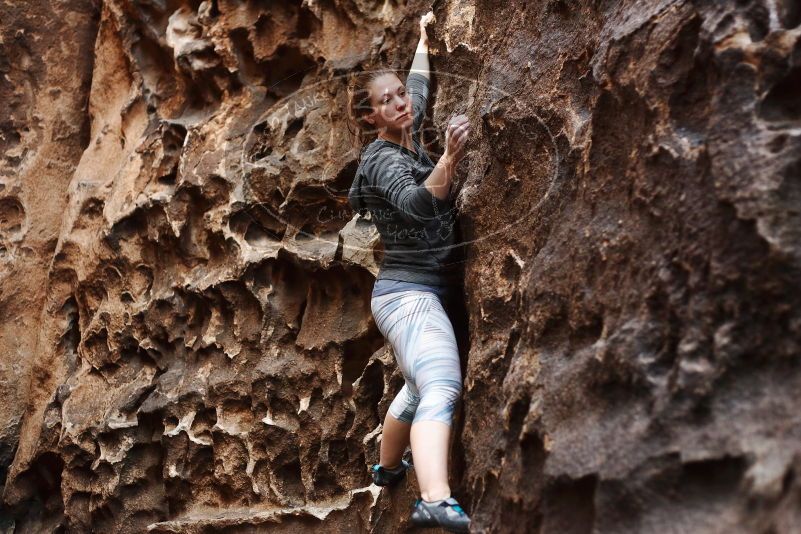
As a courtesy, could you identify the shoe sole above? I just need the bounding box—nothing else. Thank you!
[410,519,469,533]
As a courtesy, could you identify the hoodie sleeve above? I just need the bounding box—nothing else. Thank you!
[405,72,430,139]
[362,147,449,225]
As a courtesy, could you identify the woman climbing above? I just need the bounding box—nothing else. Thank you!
[346,11,472,533]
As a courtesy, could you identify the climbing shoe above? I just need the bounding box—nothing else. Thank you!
[371,458,412,486]
[409,496,471,532]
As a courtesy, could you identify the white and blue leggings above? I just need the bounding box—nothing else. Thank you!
[370,290,463,426]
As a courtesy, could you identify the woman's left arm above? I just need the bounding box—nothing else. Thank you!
[409,11,434,80]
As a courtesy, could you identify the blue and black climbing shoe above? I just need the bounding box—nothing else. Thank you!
[409,496,470,532]
[371,458,411,487]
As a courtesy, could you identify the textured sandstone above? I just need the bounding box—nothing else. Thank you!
[1,1,800,533]
[0,3,99,528]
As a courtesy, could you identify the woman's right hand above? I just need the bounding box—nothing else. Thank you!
[419,11,435,44]
[444,114,472,164]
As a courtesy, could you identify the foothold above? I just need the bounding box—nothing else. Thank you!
[0,197,25,235]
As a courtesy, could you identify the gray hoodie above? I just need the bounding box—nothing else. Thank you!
[347,73,462,286]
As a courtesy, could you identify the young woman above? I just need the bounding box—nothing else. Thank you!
[346,12,472,533]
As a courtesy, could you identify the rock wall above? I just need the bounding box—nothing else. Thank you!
[1,0,800,533]
[0,3,99,531]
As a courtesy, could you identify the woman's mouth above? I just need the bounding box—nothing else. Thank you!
[397,112,411,121]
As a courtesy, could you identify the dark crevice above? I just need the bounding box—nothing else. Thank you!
[285,116,304,139]
[341,332,385,390]
[759,66,801,124]
[778,0,801,28]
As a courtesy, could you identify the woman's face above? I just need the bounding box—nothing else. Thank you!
[365,73,414,133]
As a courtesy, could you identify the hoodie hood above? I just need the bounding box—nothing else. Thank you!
[348,141,382,217]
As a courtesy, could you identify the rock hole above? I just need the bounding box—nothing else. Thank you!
[292,295,307,334]
[245,222,281,246]
[0,197,25,233]
[781,466,795,494]
[265,45,316,98]
[352,357,385,426]
[58,296,82,374]
[778,0,801,28]
[228,210,252,235]
[548,0,571,16]
[768,134,788,153]
[298,135,316,152]
[158,170,177,185]
[274,459,305,501]
[745,1,770,41]
[681,456,746,491]
[285,116,304,139]
[79,197,104,219]
[229,26,263,85]
[295,5,317,39]
[572,314,603,347]
[759,66,801,124]
[653,15,701,88]
[331,160,359,198]
[249,121,275,161]
[190,406,217,442]
[0,437,15,491]
[327,439,349,467]
[342,334,385,389]
[501,252,522,282]
[164,415,179,432]
[294,222,316,240]
[31,452,65,498]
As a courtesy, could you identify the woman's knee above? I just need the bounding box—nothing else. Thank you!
[412,380,462,425]
[388,385,420,424]
[412,399,460,426]
[436,379,463,403]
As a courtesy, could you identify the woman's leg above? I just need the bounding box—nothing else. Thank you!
[370,291,463,499]
[379,412,411,469]
[371,292,424,470]
[380,383,418,468]
[408,296,463,501]
[411,420,452,500]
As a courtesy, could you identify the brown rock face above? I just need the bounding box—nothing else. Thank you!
[2,1,800,533]
[0,1,99,526]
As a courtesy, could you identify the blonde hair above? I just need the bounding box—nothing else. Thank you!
[346,67,399,158]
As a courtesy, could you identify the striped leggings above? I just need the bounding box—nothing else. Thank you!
[370,290,463,426]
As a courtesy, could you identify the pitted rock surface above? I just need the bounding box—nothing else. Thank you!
[1,1,800,533]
